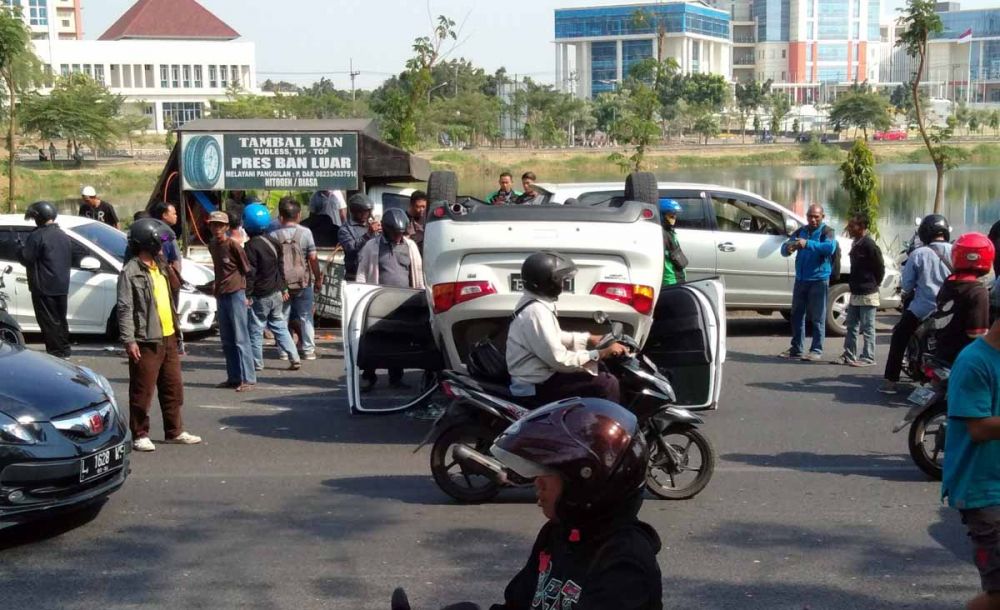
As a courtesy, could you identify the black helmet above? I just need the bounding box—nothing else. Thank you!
[382,208,409,240]
[521,251,577,299]
[128,218,168,256]
[348,193,374,213]
[24,200,57,225]
[918,214,950,244]
[491,398,648,524]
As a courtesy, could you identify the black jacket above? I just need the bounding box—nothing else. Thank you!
[18,224,77,296]
[245,234,286,298]
[490,495,662,610]
[847,234,885,297]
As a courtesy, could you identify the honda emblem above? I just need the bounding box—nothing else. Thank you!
[87,412,104,435]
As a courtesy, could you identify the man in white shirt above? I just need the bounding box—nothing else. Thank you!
[506,251,627,406]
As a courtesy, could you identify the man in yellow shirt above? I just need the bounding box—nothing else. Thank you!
[117,218,201,452]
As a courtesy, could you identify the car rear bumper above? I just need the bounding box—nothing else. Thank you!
[177,291,216,333]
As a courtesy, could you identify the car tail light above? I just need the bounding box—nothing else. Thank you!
[590,283,656,315]
[432,281,497,313]
[440,381,457,399]
[641,208,655,220]
[432,206,447,218]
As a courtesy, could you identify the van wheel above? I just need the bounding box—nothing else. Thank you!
[428,170,458,205]
[624,172,659,206]
[826,283,850,337]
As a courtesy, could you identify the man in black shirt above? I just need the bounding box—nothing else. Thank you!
[933,232,994,365]
[78,185,119,229]
[18,201,78,357]
[837,215,885,366]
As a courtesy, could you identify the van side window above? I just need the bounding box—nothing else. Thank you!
[382,193,410,213]
[711,196,784,236]
[660,196,708,230]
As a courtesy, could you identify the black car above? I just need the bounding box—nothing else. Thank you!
[0,342,129,528]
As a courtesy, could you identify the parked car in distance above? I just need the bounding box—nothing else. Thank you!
[0,342,129,528]
[874,129,907,141]
[0,215,216,337]
[539,182,901,336]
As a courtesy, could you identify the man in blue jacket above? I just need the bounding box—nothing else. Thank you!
[779,204,837,361]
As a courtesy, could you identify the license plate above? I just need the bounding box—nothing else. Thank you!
[80,443,126,482]
[509,274,574,294]
[907,386,938,408]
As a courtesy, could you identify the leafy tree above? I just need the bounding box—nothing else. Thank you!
[769,92,791,134]
[898,0,960,213]
[609,58,668,171]
[968,111,981,135]
[828,91,891,139]
[683,73,728,109]
[0,7,41,210]
[593,91,625,134]
[735,79,772,142]
[210,85,279,118]
[117,105,152,154]
[261,79,300,93]
[990,110,1000,136]
[840,139,880,238]
[693,114,720,145]
[19,73,123,166]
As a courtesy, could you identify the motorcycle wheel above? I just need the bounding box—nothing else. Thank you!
[645,424,715,500]
[0,322,24,346]
[908,401,946,480]
[430,422,501,503]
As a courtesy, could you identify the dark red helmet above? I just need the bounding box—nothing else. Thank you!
[952,232,995,276]
[491,398,648,523]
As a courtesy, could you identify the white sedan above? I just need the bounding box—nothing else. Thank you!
[0,214,216,336]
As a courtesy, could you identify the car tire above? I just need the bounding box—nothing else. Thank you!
[427,170,458,205]
[0,321,24,346]
[826,283,850,337]
[624,172,658,206]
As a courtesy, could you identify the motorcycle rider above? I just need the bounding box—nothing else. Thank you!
[506,251,627,405]
[880,214,953,394]
[488,399,663,609]
[932,233,994,366]
[338,194,380,281]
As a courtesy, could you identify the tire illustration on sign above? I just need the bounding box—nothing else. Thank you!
[183,135,224,190]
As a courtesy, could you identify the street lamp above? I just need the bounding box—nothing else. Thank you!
[428,82,449,104]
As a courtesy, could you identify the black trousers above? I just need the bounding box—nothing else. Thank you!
[884,310,922,382]
[31,293,70,357]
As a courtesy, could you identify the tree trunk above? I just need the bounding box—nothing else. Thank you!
[933,159,945,214]
[6,73,15,213]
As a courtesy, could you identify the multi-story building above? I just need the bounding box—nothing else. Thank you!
[553,1,733,99]
[29,0,258,132]
[2,0,82,40]
[926,6,1000,103]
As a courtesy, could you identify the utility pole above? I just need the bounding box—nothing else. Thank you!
[349,58,360,103]
[454,63,459,97]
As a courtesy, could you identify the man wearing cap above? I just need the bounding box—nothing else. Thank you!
[207,210,256,392]
[78,186,119,229]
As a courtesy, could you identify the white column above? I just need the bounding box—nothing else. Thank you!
[575,43,586,99]
[561,43,570,91]
[153,101,164,133]
[682,38,690,73]
[555,43,562,91]
[616,39,623,82]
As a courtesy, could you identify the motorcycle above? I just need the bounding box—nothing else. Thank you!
[892,355,949,480]
[417,312,716,503]
[0,265,24,346]
[902,317,935,384]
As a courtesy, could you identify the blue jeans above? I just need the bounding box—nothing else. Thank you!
[283,286,315,355]
[217,290,256,385]
[790,280,829,356]
[843,304,877,363]
[249,292,300,368]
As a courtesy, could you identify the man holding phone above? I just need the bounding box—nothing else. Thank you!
[338,194,381,281]
[779,204,837,362]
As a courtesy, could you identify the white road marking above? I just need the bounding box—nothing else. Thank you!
[196,404,291,413]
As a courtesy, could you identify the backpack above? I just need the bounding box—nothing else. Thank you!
[278,227,310,290]
[466,300,539,384]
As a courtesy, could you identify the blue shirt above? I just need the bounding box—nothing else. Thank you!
[781,224,837,282]
[942,338,1000,509]
[902,242,953,320]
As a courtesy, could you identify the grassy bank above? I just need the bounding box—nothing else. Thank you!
[3,162,162,213]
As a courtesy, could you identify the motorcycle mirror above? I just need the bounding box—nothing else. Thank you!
[593,311,608,324]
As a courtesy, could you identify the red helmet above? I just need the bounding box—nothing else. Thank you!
[490,398,648,523]
[952,232,995,276]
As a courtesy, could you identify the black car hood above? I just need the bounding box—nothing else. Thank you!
[0,343,107,421]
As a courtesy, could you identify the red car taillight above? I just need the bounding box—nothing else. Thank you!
[432,281,497,313]
[590,283,656,315]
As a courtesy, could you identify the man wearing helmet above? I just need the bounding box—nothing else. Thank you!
[117,218,201,452]
[243,203,302,372]
[659,198,687,287]
[881,214,954,394]
[338,193,381,281]
[932,233,995,366]
[356,208,424,391]
[506,251,627,406]
[488,399,663,609]
[18,201,79,358]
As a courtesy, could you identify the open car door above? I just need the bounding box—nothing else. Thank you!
[642,278,726,410]
[341,282,444,415]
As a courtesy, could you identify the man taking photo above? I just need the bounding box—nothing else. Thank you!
[779,204,837,362]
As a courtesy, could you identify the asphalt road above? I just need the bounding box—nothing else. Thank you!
[0,316,977,609]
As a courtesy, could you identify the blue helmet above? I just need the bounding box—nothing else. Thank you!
[242,203,272,236]
[659,198,682,216]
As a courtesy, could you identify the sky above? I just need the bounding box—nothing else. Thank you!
[85,0,1000,90]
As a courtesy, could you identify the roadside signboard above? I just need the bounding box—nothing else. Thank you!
[180,132,359,191]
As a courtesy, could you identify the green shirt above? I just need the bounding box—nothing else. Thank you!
[662,230,685,286]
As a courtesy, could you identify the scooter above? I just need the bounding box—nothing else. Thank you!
[416,312,716,503]
[0,265,24,346]
[892,355,949,480]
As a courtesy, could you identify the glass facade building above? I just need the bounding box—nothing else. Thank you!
[753,0,789,42]
[554,3,730,40]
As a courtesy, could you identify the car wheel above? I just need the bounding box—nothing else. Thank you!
[826,283,850,337]
[624,172,659,206]
[427,170,458,205]
[0,322,24,346]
